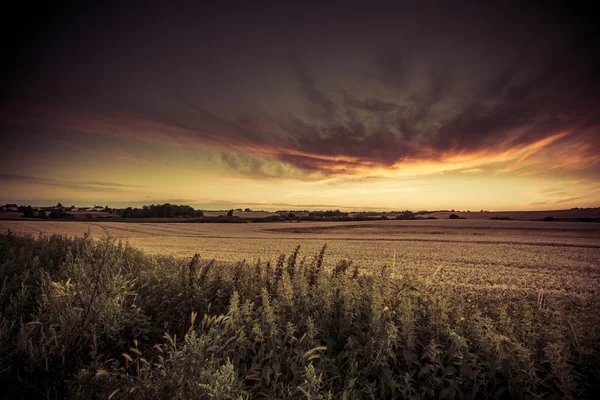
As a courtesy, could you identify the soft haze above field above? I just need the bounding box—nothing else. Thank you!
[1,2,599,210]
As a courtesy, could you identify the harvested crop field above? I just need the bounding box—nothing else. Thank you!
[2,219,599,298]
[2,219,600,398]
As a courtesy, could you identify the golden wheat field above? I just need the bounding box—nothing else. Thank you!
[2,219,600,398]
[2,219,599,299]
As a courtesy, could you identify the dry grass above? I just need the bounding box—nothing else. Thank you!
[1,219,598,300]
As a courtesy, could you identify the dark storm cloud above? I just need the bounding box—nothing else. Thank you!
[1,1,598,177]
[433,30,600,151]
[278,116,412,167]
[345,96,399,114]
[171,96,270,147]
[288,57,337,117]
[273,28,600,172]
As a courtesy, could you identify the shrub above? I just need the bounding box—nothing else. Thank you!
[0,232,598,399]
[49,210,75,219]
[448,213,460,219]
[21,206,35,218]
[544,216,555,221]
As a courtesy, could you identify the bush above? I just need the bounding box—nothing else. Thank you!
[0,232,598,399]
[544,216,555,221]
[49,210,75,219]
[21,206,35,218]
[395,210,415,220]
[448,213,460,219]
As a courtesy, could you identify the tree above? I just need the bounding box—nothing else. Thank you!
[227,209,234,217]
[395,210,415,220]
[117,203,205,219]
[37,210,47,219]
[449,214,460,219]
[22,206,35,218]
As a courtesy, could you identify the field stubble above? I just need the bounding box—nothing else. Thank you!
[1,219,598,300]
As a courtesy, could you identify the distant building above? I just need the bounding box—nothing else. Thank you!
[93,205,105,212]
[69,205,79,212]
[55,202,64,211]
[1,204,19,211]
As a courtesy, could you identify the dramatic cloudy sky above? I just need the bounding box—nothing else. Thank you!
[1,1,599,210]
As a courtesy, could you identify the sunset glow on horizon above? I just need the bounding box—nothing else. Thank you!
[1,2,599,211]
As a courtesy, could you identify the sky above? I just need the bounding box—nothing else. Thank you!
[1,1,599,211]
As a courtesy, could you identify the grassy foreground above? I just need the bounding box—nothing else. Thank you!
[0,231,599,399]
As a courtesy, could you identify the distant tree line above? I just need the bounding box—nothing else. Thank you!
[308,210,348,218]
[120,204,204,219]
[394,210,417,220]
[22,206,75,219]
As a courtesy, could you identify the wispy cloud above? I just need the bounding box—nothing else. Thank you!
[0,174,145,193]
[460,168,483,174]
